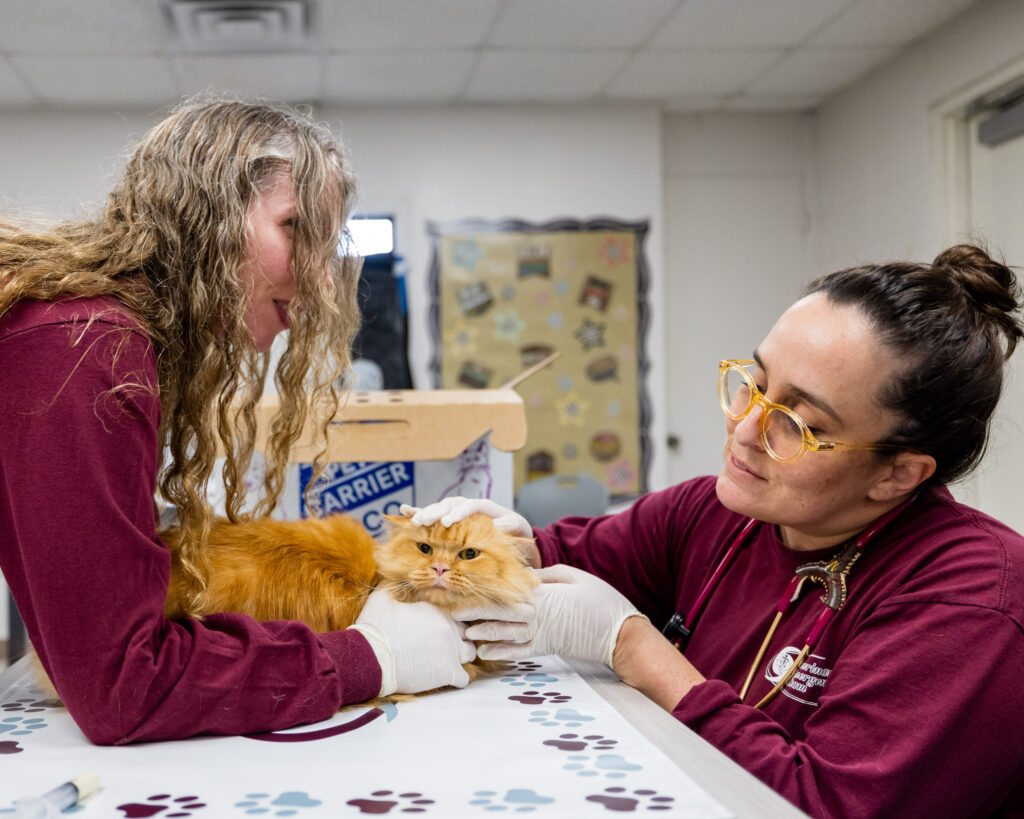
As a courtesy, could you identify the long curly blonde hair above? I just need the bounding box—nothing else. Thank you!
[0,96,362,614]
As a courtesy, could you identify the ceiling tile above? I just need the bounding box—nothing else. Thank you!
[651,0,850,48]
[0,0,163,53]
[10,55,176,107]
[465,50,630,101]
[172,55,322,102]
[811,0,979,46]
[323,52,475,103]
[607,49,780,98]
[0,57,35,107]
[488,0,677,49]
[745,47,897,97]
[322,0,499,51]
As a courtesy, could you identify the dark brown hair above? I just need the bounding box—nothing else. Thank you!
[807,244,1022,485]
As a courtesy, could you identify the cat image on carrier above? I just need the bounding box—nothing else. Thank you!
[439,436,493,501]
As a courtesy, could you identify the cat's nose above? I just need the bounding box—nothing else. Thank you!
[433,565,449,576]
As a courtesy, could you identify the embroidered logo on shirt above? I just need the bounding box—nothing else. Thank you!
[765,647,832,707]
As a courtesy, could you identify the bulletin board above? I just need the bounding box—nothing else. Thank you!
[428,218,651,501]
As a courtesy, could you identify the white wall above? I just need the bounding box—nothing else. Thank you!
[813,0,1024,528]
[661,113,815,485]
[814,0,1024,269]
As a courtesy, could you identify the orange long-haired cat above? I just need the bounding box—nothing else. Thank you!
[33,513,537,700]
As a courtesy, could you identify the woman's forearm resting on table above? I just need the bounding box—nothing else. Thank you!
[612,616,705,712]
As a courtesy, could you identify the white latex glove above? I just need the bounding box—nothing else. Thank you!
[400,498,532,538]
[454,564,647,669]
[350,589,475,696]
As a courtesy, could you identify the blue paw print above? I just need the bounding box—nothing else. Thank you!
[527,708,594,727]
[500,671,559,690]
[235,792,321,815]
[0,716,48,736]
[470,789,554,812]
[563,753,642,779]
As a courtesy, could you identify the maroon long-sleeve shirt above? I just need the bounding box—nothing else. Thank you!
[536,476,1024,818]
[0,296,380,744]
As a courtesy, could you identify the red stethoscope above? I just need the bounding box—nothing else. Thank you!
[661,494,917,709]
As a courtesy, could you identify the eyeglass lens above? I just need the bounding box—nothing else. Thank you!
[721,366,806,461]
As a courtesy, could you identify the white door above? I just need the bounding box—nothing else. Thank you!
[966,120,1024,535]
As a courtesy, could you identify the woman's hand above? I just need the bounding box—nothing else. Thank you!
[401,497,533,537]
[350,589,476,696]
[455,564,646,668]
[400,498,540,566]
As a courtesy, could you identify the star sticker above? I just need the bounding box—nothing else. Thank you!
[493,309,527,343]
[554,391,591,426]
[574,317,606,351]
[599,234,631,267]
[443,320,478,353]
[451,238,484,271]
[605,458,638,493]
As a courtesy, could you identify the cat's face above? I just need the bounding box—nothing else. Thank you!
[376,513,538,612]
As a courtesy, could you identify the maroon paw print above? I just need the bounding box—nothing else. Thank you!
[116,794,206,817]
[543,733,619,752]
[346,790,435,814]
[508,689,572,706]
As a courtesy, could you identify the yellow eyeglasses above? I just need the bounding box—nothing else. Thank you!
[718,359,903,463]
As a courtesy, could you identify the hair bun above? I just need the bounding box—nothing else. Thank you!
[933,243,1023,356]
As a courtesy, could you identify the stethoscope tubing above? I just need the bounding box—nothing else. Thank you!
[667,494,918,709]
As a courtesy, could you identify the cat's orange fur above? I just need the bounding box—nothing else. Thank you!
[32,512,537,701]
[164,513,380,632]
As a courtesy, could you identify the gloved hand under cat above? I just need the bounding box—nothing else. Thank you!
[453,564,647,669]
[400,498,532,538]
[350,589,476,696]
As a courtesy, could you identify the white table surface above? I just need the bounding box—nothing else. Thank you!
[0,655,809,819]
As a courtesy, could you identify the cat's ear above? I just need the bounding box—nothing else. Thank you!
[381,514,409,525]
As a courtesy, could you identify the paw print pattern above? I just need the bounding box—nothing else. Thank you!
[1,697,61,714]
[564,753,642,779]
[586,787,676,812]
[116,794,207,817]
[543,733,618,753]
[469,789,554,812]
[0,716,48,736]
[346,791,435,814]
[527,708,595,728]
[234,791,322,815]
[500,670,559,691]
[507,690,572,706]
[508,660,544,673]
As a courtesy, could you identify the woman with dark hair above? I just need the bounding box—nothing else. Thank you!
[411,244,1024,817]
[0,96,472,745]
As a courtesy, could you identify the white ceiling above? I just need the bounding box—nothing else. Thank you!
[0,0,982,112]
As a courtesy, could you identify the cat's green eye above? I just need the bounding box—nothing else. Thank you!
[458,548,479,560]
[417,542,432,555]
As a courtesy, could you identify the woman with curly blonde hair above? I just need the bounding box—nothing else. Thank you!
[0,97,473,744]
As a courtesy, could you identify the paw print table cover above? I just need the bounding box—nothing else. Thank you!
[0,656,732,817]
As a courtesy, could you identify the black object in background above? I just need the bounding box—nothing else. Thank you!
[352,252,413,389]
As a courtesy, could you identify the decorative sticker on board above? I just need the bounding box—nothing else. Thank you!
[428,218,651,500]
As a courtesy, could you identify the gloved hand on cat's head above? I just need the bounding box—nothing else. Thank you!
[350,589,476,696]
[453,564,648,670]
[401,498,533,539]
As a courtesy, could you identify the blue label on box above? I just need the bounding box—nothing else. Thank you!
[299,460,416,538]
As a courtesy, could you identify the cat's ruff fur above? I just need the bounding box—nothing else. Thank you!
[31,512,538,706]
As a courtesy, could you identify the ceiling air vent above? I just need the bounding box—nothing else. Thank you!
[162,0,315,52]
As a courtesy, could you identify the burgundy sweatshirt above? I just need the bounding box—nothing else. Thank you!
[536,476,1024,818]
[0,297,380,744]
